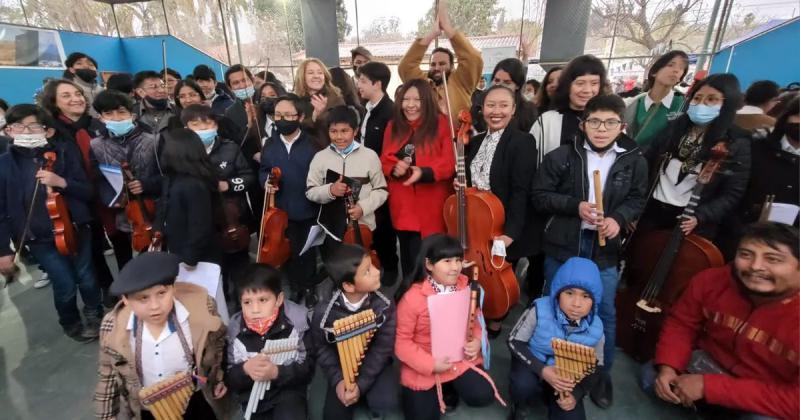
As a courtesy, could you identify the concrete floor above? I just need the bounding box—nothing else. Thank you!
[0,257,694,420]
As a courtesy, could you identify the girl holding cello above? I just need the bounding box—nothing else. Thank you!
[0,104,103,342]
[380,79,455,285]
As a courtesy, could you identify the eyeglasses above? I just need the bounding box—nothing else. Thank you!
[690,94,725,106]
[274,113,299,121]
[142,83,166,91]
[7,123,46,133]
[584,118,622,130]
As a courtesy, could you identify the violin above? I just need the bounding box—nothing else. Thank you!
[342,181,381,268]
[219,195,251,254]
[43,152,78,256]
[256,168,291,266]
[442,110,519,319]
[616,142,729,362]
[121,161,157,252]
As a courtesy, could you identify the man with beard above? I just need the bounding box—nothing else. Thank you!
[398,0,482,130]
[132,70,174,133]
[63,52,103,116]
[647,222,799,420]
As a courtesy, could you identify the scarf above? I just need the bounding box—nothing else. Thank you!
[59,114,94,175]
[243,305,281,336]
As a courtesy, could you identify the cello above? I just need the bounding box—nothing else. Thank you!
[342,181,381,268]
[616,142,729,362]
[256,168,291,266]
[43,152,78,256]
[442,110,519,319]
[121,161,157,252]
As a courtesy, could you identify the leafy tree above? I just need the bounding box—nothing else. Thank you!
[416,0,502,37]
[362,16,404,42]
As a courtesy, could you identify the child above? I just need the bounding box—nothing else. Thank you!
[532,94,648,407]
[395,234,505,419]
[0,104,103,342]
[311,243,398,420]
[225,263,314,420]
[507,257,605,420]
[94,252,228,420]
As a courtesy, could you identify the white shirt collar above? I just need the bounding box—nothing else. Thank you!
[781,135,800,156]
[127,299,190,332]
[737,105,765,115]
[644,90,675,110]
[342,293,369,312]
[486,128,505,141]
[366,94,383,110]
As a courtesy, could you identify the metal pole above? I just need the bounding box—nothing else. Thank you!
[606,0,622,68]
[111,4,121,37]
[283,0,294,77]
[161,0,171,35]
[355,0,361,45]
[230,2,244,64]
[216,0,233,65]
[713,0,735,54]
[434,0,439,48]
[724,44,735,72]
[18,0,29,26]
[518,0,526,59]
[696,0,723,71]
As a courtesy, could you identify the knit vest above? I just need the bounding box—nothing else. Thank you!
[528,296,604,365]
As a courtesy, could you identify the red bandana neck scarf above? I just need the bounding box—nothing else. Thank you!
[243,305,281,336]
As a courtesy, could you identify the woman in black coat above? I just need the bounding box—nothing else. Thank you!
[157,128,222,266]
[463,85,539,336]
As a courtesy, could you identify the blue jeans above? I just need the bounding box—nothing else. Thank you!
[543,230,619,371]
[27,224,103,330]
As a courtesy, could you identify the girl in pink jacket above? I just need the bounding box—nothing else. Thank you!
[394,234,505,419]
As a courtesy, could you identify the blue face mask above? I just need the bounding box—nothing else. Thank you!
[104,118,135,137]
[331,141,357,156]
[687,103,721,126]
[194,128,217,147]
[233,86,255,100]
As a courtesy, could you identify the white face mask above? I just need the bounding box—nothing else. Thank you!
[0,115,6,129]
[13,133,49,149]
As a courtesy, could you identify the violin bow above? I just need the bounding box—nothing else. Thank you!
[5,164,46,286]
[161,40,168,91]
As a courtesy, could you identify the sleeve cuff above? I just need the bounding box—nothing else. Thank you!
[418,167,435,183]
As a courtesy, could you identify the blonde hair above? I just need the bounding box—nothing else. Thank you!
[293,58,342,98]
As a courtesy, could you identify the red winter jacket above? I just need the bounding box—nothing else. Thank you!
[380,115,455,236]
[654,265,799,420]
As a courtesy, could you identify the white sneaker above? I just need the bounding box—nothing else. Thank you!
[34,273,50,289]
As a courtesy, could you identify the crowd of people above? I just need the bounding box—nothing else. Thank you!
[0,2,797,419]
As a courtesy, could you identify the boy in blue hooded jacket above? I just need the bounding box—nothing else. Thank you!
[507,257,604,420]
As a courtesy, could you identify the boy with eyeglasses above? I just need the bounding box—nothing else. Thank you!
[531,94,648,408]
[133,70,175,133]
[0,104,103,342]
[259,94,321,307]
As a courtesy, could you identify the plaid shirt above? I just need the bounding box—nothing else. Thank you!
[93,282,228,419]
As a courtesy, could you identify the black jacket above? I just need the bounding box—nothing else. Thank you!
[645,118,752,238]
[465,127,540,259]
[225,301,314,414]
[359,94,394,156]
[208,137,257,224]
[532,134,649,268]
[311,290,396,392]
[0,135,9,154]
[158,174,221,265]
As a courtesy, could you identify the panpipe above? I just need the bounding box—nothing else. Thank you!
[551,338,597,399]
[592,169,606,247]
[332,309,378,391]
[138,371,195,420]
[244,336,300,420]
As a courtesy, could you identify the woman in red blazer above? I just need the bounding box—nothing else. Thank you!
[380,79,455,286]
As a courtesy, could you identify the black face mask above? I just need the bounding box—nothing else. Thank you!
[785,122,799,143]
[587,134,620,153]
[274,120,300,135]
[259,98,276,117]
[75,68,97,83]
[146,96,169,110]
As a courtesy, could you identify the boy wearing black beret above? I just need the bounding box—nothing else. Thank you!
[93,252,229,420]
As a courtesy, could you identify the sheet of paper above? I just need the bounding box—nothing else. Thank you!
[427,288,471,363]
[98,164,124,206]
[177,262,229,325]
[768,203,799,225]
[299,224,326,256]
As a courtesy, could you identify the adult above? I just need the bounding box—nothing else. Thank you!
[380,79,454,286]
[523,79,540,102]
[254,81,288,143]
[465,85,538,336]
[350,46,372,81]
[159,67,181,103]
[62,52,103,115]
[735,80,780,137]
[292,58,345,144]
[105,73,134,97]
[398,0,482,130]
[530,55,607,164]
[533,66,563,112]
[223,64,261,155]
[471,58,538,133]
[193,64,234,116]
[647,222,799,420]
[132,70,174,133]
[623,50,689,148]
[329,66,365,117]
[357,61,400,285]
[639,73,751,242]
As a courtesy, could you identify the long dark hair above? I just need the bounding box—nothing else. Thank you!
[645,50,689,91]
[686,73,743,146]
[390,78,441,150]
[397,234,463,300]
[160,128,218,190]
[552,55,607,112]
[173,79,206,111]
[535,66,563,111]
[329,66,362,110]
